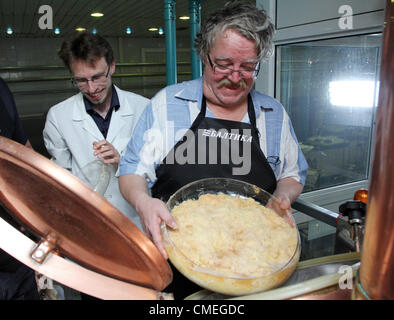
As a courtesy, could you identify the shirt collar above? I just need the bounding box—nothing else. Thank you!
[174,77,203,103]
[83,85,120,113]
[174,77,262,118]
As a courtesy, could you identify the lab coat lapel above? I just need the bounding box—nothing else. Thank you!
[72,94,104,141]
[106,87,133,144]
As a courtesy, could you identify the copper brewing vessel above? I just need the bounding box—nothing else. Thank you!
[358,0,394,300]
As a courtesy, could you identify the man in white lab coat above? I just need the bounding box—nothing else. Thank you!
[43,33,149,231]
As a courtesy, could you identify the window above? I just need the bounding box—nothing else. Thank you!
[276,34,382,192]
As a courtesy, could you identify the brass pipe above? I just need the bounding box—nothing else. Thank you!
[359,0,394,300]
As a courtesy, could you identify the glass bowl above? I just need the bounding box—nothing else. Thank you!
[161,178,301,296]
[79,160,115,195]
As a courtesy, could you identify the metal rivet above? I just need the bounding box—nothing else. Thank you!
[35,249,44,258]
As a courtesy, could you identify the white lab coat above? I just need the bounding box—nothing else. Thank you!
[43,85,149,231]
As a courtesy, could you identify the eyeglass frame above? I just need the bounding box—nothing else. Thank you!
[207,55,260,79]
[71,64,111,87]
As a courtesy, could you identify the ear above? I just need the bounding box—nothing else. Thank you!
[110,60,116,75]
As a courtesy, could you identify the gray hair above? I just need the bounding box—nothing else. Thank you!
[194,1,275,61]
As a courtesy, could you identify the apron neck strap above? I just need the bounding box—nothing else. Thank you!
[247,94,257,129]
[200,94,257,128]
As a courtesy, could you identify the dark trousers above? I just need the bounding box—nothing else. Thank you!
[0,263,40,300]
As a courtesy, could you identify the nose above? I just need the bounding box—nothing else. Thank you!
[86,80,99,93]
[228,69,242,83]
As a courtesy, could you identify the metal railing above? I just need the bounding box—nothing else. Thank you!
[0,62,192,84]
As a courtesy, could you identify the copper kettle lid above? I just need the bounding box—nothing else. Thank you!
[0,137,172,290]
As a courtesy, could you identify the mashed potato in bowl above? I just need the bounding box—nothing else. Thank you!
[162,187,300,296]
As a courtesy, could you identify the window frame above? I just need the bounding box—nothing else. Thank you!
[255,0,385,215]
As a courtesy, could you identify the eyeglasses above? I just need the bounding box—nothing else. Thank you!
[207,55,260,79]
[71,65,110,87]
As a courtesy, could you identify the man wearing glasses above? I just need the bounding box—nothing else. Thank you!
[118,1,308,299]
[43,33,149,231]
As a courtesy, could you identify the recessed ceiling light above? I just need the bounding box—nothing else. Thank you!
[126,27,133,35]
[91,12,104,17]
[148,27,158,32]
[75,27,86,32]
[179,16,190,20]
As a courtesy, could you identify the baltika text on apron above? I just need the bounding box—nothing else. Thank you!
[139,126,252,176]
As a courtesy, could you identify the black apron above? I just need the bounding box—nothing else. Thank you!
[152,95,277,299]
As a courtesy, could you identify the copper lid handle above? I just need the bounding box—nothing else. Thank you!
[31,234,57,264]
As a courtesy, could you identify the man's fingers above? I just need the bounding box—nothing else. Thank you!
[163,213,178,230]
[92,141,120,165]
[138,198,175,260]
[154,238,168,260]
[150,220,168,260]
[280,198,291,210]
[93,140,107,149]
[93,140,116,154]
[274,196,295,227]
[97,149,118,159]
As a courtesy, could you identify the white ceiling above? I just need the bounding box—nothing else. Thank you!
[0,0,236,38]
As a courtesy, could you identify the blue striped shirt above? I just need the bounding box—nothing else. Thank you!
[119,78,308,188]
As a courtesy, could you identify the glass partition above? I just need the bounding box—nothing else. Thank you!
[277,34,382,192]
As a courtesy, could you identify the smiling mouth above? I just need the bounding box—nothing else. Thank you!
[86,88,104,100]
